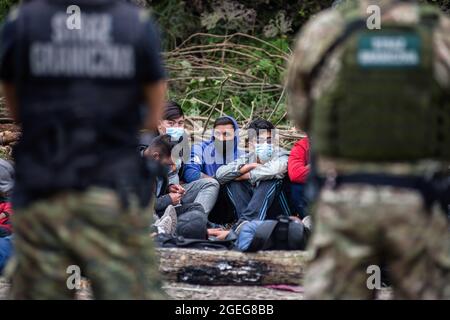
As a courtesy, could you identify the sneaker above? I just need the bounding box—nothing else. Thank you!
[233,219,250,235]
[154,205,177,235]
[302,216,312,231]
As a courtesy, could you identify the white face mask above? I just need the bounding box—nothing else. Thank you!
[255,143,273,162]
[166,127,184,142]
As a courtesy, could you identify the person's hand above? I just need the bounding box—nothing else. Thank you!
[207,228,223,235]
[0,212,6,220]
[208,228,230,240]
[169,192,182,205]
[168,184,185,194]
[239,163,260,174]
[235,172,250,181]
[248,163,261,170]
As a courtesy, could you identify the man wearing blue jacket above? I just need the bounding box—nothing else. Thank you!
[184,116,242,182]
[184,116,242,223]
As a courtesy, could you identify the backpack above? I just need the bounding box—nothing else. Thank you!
[239,216,309,252]
[310,4,450,161]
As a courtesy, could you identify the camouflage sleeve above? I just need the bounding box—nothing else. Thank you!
[433,13,450,90]
[285,9,345,131]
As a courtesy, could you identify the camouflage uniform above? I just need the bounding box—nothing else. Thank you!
[8,187,165,300]
[286,0,450,299]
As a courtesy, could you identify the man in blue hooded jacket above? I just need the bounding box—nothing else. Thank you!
[184,116,242,223]
[184,116,242,182]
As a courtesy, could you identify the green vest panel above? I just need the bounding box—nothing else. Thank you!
[312,11,450,161]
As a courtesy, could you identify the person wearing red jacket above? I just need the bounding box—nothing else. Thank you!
[288,136,310,218]
[0,159,14,274]
[0,159,14,237]
[0,201,13,237]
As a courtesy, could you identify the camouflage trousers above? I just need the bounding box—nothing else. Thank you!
[305,184,450,299]
[8,187,166,300]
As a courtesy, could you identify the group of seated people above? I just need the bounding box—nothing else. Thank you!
[142,101,311,244]
[0,99,312,274]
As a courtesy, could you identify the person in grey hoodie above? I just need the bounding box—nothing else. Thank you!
[215,119,291,222]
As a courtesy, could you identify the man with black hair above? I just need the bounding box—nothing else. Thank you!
[158,101,186,142]
[215,119,291,222]
[144,134,182,215]
[184,116,243,223]
[144,101,220,216]
[139,100,185,156]
[144,135,207,238]
[184,116,242,182]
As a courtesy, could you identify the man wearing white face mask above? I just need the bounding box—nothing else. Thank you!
[150,101,219,216]
[215,119,291,222]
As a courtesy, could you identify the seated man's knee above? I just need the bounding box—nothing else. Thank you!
[257,179,282,189]
[202,177,220,189]
[224,180,246,192]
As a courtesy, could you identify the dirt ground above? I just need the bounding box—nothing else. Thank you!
[0,277,393,300]
[0,277,304,300]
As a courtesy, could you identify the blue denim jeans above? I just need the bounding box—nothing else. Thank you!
[0,235,13,274]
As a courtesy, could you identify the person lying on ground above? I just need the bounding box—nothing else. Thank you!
[288,135,310,218]
[215,119,290,222]
[208,215,312,251]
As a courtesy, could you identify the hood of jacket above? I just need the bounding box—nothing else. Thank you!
[199,115,242,177]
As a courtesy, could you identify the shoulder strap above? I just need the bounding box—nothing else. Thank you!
[418,4,441,25]
[307,18,366,89]
[247,220,278,252]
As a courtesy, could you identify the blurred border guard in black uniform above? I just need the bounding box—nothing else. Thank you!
[0,0,167,299]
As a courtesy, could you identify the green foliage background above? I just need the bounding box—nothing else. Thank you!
[0,0,449,127]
